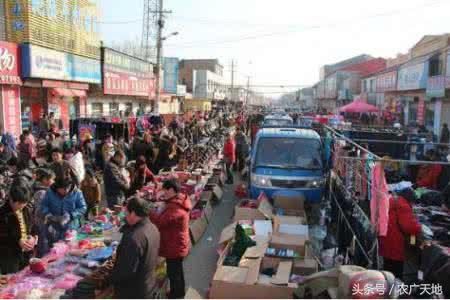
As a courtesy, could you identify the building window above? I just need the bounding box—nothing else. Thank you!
[429,55,442,76]
[109,103,119,116]
[370,79,375,93]
[91,103,103,117]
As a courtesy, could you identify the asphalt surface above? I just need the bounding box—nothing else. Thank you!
[184,174,240,299]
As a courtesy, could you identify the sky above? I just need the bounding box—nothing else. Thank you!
[99,0,450,97]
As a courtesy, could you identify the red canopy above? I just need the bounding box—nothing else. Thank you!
[339,100,379,113]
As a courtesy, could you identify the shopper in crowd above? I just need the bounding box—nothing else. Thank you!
[155,134,173,173]
[234,127,249,173]
[32,168,55,257]
[379,188,421,279]
[81,169,101,219]
[17,134,34,170]
[129,156,155,196]
[81,134,96,166]
[23,130,38,167]
[416,149,443,190]
[0,182,38,274]
[223,132,236,184]
[49,148,80,186]
[103,150,130,209]
[39,113,50,134]
[0,141,15,166]
[132,132,154,164]
[102,134,116,167]
[109,196,160,298]
[149,179,191,299]
[40,178,87,246]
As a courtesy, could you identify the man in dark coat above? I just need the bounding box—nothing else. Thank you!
[109,196,160,299]
[0,182,38,274]
[103,150,130,209]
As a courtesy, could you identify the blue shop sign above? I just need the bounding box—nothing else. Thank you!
[163,57,179,94]
[21,44,101,84]
[397,60,428,91]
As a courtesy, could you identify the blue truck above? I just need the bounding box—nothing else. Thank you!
[249,127,326,203]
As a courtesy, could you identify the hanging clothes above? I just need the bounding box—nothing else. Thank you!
[370,162,390,237]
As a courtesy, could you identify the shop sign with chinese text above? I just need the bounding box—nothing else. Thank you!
[103,48,154,97]
[21,44,101,84]
[426,75,445,98]
[0,42,22,85]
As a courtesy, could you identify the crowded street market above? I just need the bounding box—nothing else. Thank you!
[0,0,450,299]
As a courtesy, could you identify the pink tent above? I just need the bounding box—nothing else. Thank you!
[339,100,379,113]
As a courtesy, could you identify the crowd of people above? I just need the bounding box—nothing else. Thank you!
[0,107,251,298]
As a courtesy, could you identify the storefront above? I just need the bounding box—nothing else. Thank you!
[184,98,212,112]
[396,57,429,127]
[21,44,101,131]
[0,42,22,138]
[89,48,155,117]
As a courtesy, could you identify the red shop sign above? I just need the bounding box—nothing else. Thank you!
[1,86,22,138]
[0,42,22,85]
[104,71,154,97]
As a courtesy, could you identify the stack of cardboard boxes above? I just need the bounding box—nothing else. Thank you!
[210,194,318,299]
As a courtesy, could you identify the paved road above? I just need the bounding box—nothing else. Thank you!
[184,175,240,299]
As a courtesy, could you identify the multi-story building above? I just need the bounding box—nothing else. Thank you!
[178,59,224,93]
[3,0,102,130]
[192,69,227,100]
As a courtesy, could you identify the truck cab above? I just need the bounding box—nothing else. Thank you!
[249,127,325,203]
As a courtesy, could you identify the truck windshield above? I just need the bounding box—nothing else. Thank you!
[264,119,292,126]
[255,137,322,170]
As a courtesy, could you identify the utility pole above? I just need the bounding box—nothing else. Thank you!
[245,76,250,105]
[154,0,164,114]
[230,60,235,102]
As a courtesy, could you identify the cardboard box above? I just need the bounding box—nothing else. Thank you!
[270,233,308,257]
[273,194,307,219]
[234,198,274,222]
[189,214,208,244]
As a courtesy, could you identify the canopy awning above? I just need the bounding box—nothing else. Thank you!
[339,99,379,113]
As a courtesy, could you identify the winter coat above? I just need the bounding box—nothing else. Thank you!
[103,160,130,201]
[32,183,49,226]
[416,164,443,190]
[0,202,37,272]
[223,138,236,164]
[0,147,14,165]
[129,167,154,195]
[379,196,421,261]
[149,193,191,259]
[81,179,101,207]
[17,142,33,169]
[40,185,87,231]
[133,141,154,162]
[110,218,160,299]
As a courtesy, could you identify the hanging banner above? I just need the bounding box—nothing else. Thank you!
[417,98,425,125]
[1,85,22,138]
[163,57,179,94]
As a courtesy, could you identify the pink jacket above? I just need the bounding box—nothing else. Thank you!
[371,162,390,237]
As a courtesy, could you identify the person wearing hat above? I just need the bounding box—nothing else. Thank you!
[109,196,160,298]
[40,177,87,247]
[149,179,191,299]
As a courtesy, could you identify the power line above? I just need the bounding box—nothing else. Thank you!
[162,0,445,49]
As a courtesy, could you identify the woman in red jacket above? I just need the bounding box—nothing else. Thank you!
[149,179,191,299]
[223,132,236,184]
[379,188,421,279]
